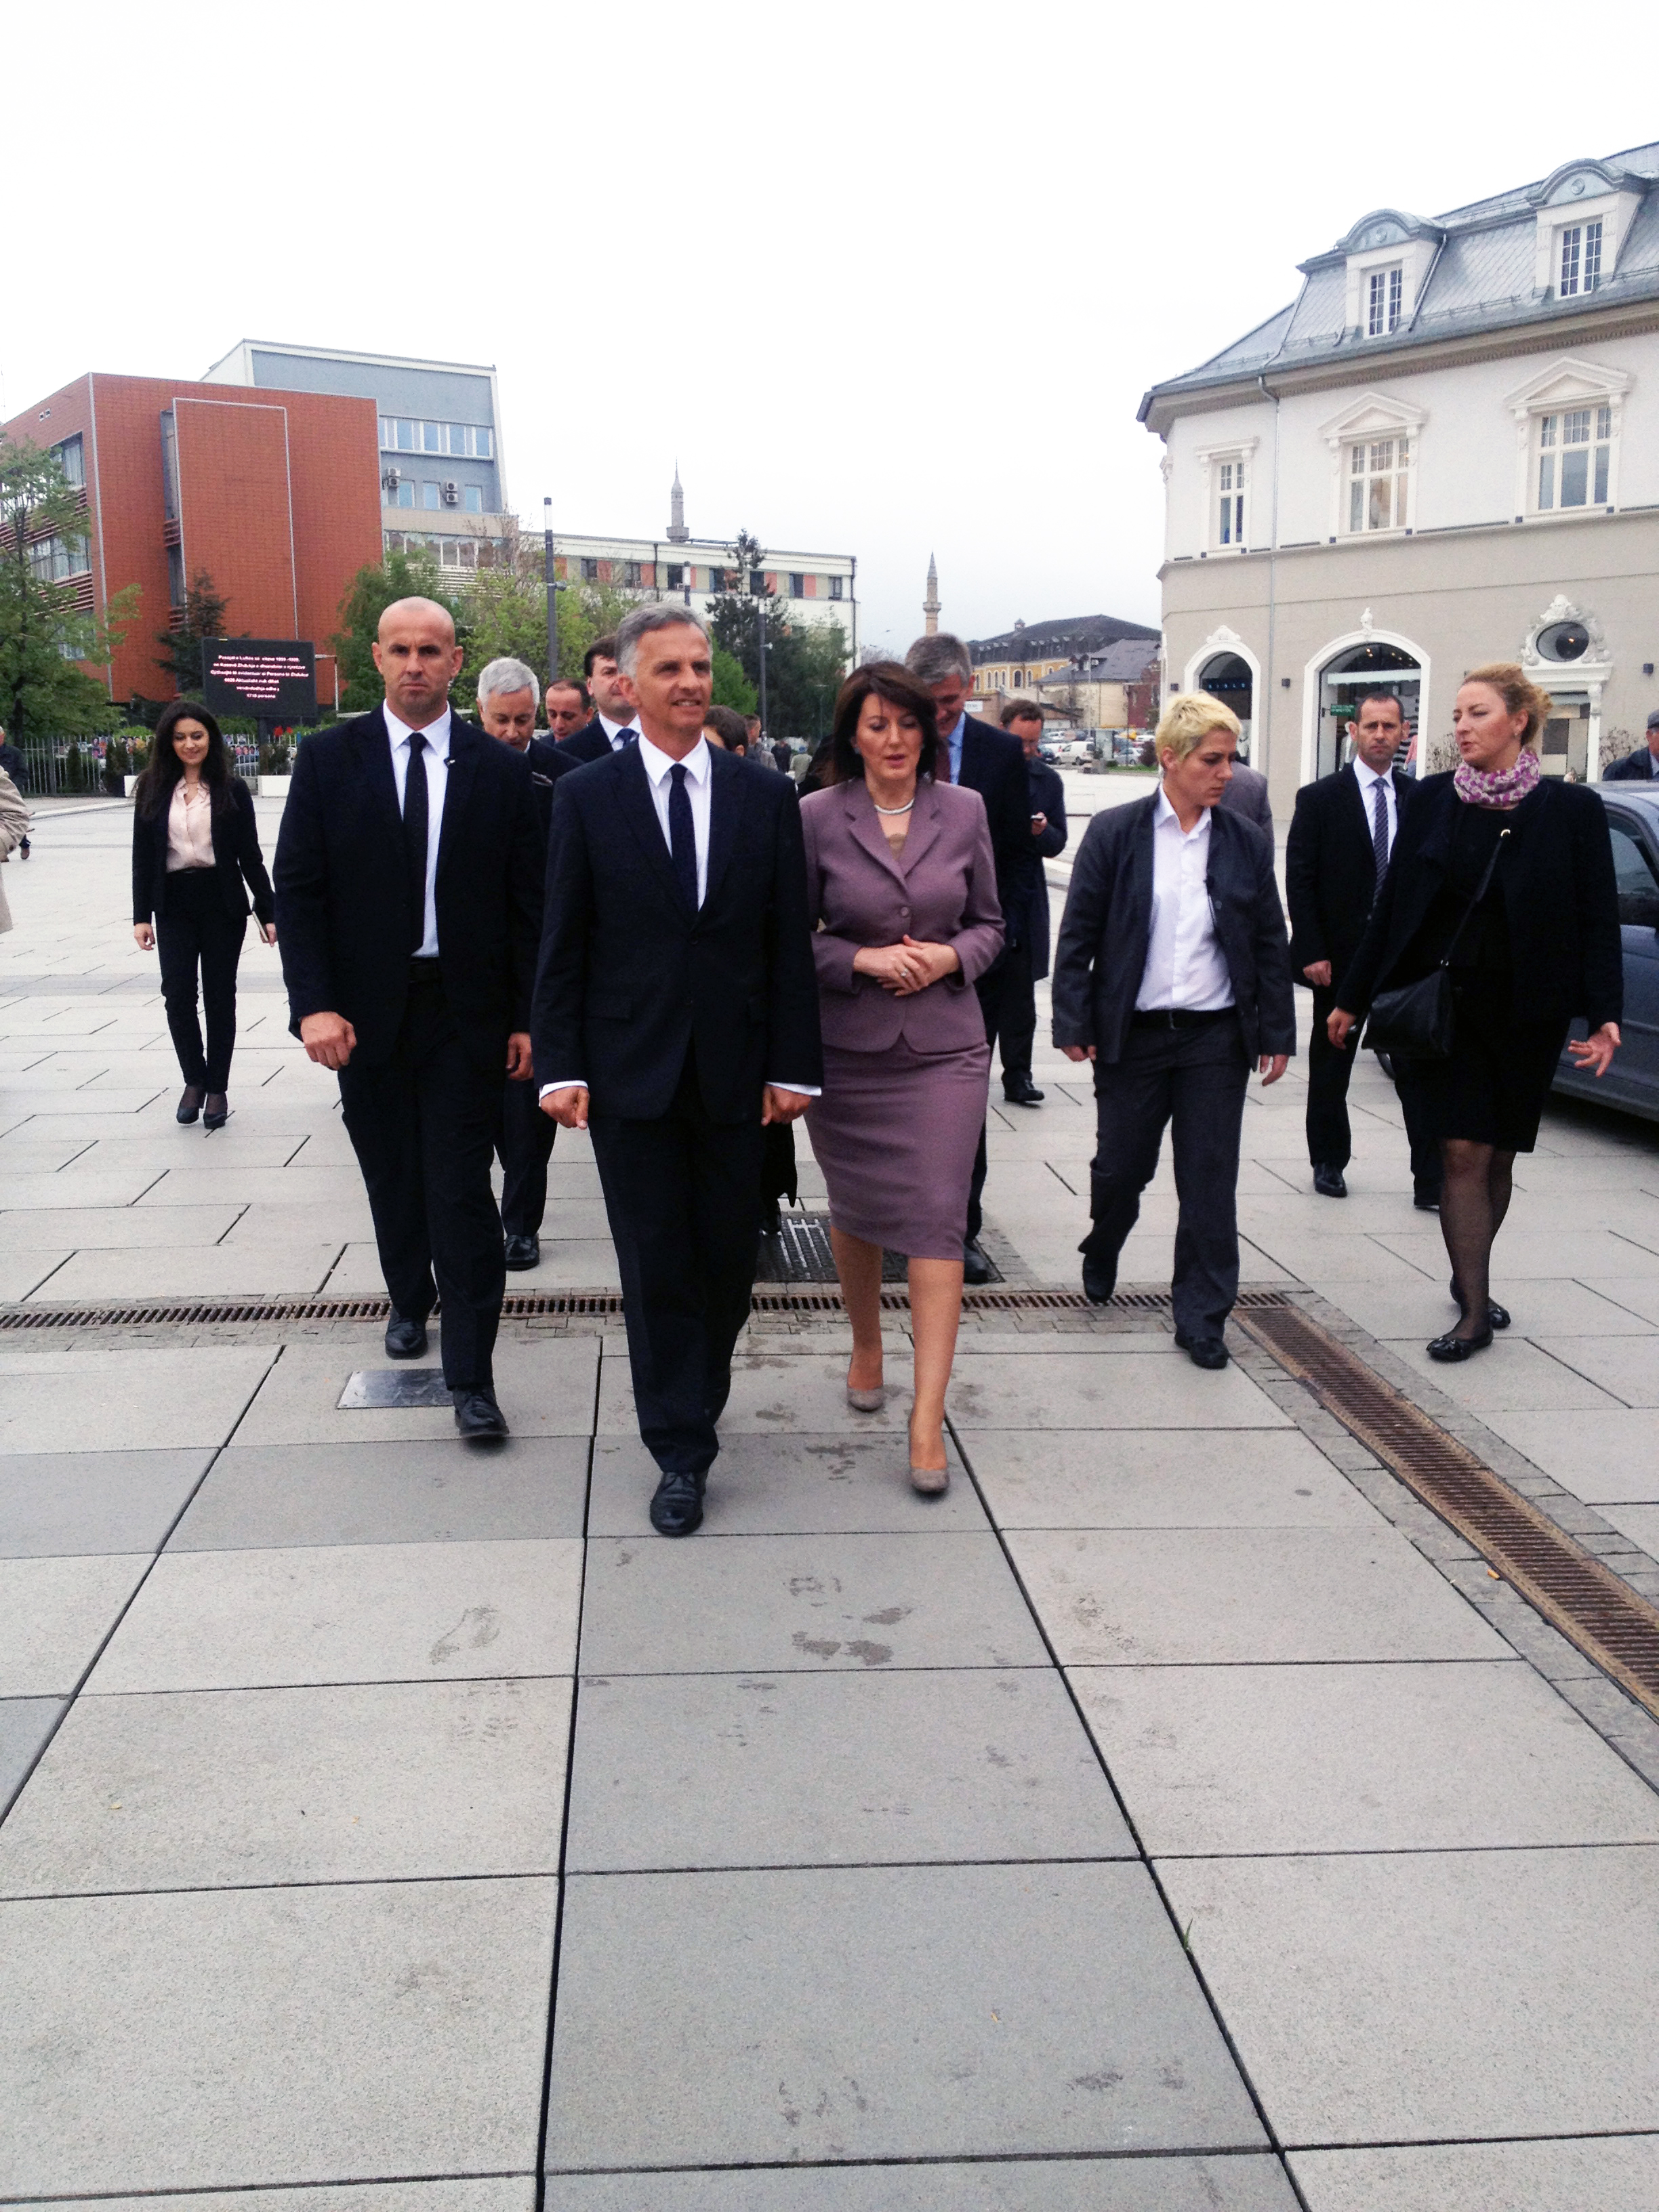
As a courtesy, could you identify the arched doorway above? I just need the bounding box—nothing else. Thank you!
[1315,640,1421,779]
[1197,652,1254,759]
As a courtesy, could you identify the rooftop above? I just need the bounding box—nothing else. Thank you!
[968,613,1160,664]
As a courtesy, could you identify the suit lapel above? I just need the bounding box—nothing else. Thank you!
[353,708,405,867]
[897,779,943,877]
[844,780,907,885]
[436,717,478,887]
[613,743,687,914]
[702,745,749,914]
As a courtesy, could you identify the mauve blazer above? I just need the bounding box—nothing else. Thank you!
[801,776,1004,1054]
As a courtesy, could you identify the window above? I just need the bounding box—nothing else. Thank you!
[394,479,415,509]
[1215,457,1246,547]
[1347,436,1410,531]
[666,564,684,589]
[1367,265,1403,336]
[26,533,91,581]
[749,569,766,594]
[1559,220,1603,298]
[829,575,843,600]
[380,417,493,458]
[789,573,805,598]
[473,426,493,459]
[581,557,600,581]
[1607,821,1659,927]
[1538,406,1612,509]
[51,434,85,489]
[421,481,441,510]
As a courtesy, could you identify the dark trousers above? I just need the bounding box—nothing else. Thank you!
[495,1073,557,1238]
[1306,983,1441,1190]
[589,1051,762,1479]
[337,967,506,1391]
[966,962,1015,1242]
[156,869,245,1091]
[1082,1014,1250,1340]
[996,935,1038,1086]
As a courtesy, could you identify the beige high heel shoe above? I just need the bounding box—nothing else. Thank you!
[909,1460,949,1496]
[846,1377,886,1413]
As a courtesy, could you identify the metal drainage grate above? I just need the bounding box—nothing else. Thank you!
[1238,1303,1659,1723]
[755,1213,917,1286]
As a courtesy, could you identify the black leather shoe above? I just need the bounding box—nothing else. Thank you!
[1428,1326,1493,1363]
[1002,1076,1044,1107]
[503,1232,539,1271]
[1081,1255,1116,1305]
[649,1468,705,1537]
[1175,1330,1229,1370]
[176,1085,204,1124]
[385,1311,428,1359]
[203,1092,228,1131]
[1451,1279,1511,1331]
[962,1237,994,1286]
[1414,1184,1442,1212]
[453,1387,508,1439]
[1312,1163,1348,1198]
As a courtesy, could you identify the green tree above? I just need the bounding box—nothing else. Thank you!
[331,550,465,713]
[710,644,756,714]
[707,531,847,739]
[155,569,232,695]
[0,441,136,747]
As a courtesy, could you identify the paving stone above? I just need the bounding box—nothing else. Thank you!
[962,1429,1381,1530]
[0,1696,62,1815]
[3,1170,173,1209]
[232,1338,599,1446]
[1007,1529,1507,1665]
[0,1347,277,1454]
[580,1531,1046,1675]
[0,1448,211,1555]
[0,1877,556,2194]
[1161,1845,1659,2144]
[1578,1275,1659,1325]
[942,1352,1294,1431]
[1290,2135,1659,2212]
[1376,1334,1619,1411]
[0,1555,150,1696]
[168,1439,588,1549]
[549,2156,1299,2209]
[544,1862,1264,2169]
[1595,1502,1659,1559]
[35,1242,346,1301]
[588,1434,987,1537]
[0,1678,571,1893]
[0,1203,247,1249]
[1311,1273,1655,1340]
[1375,1228,1659,1278]
[1532,1332,1659,1408]
[85,1538,583,1692]
[1073,1660,1659,1855]
[566,1666,1127,1870]
[598,1349,918,1437]
[1476,1407,1659,1500]
[20,2188,533,2212]
[0,1250,73,1300]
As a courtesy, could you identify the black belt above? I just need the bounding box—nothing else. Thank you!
[1130,1006,1235,1029]
[408,956,442,981]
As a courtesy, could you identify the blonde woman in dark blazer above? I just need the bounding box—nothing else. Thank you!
[800,663,1004,1493]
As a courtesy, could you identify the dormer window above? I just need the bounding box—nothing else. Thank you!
[1537,405,1612,509]
[1558,220,1603,297]
[1367,266,1404,336]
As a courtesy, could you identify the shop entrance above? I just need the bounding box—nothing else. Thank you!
[1317,642,1420,779]
[1197,652,1254,760]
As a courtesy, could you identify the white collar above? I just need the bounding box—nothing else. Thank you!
[1155,787,1210,838]
[1353,758,1390,788]
[636,731,711,787]
[384,703,451,752]
[599,712,640,741]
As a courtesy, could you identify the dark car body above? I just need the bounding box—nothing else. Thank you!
[1553,785,1659,1120]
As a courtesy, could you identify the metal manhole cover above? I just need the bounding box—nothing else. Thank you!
[754,1212,969,1285]
[337,1370,453,1409]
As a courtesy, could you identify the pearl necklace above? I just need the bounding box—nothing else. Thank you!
[872,797,914,815]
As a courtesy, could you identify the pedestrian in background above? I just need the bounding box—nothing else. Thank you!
[0,726,32,857]
[559,636,641,760]
[131,699,276,1131]
[1217,755,1273,836]
[1330,663,1621,1361]
[1603,708,1659,782]
[998,701,1068,1107]
[1052,692,1294,1368]
[0,756,30,931]
[701,705,754,754]
[545,678,591,743]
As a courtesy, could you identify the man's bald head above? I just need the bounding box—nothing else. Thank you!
[373,596,464,729]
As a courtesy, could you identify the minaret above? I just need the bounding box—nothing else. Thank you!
[923,552,940,636]
[667,464,689,544]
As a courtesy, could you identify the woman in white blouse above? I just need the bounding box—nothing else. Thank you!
[132,701,276,1130]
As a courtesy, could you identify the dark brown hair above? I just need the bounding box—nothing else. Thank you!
[134,699,234,818]
[547,676,590,710]
[1000,700,1044,729]
[702,704,750,751]
[829,661,939,784]
[583,634,618,679]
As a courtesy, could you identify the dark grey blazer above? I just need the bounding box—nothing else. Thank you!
[1216,761,1273,835]
[1050,793,1296,1065]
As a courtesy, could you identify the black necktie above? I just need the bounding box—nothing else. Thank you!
[1370,779,1390,882]
[404,731,429,952]
[668,761,698,911]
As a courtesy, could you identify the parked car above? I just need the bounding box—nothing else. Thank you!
[1553,785,1659,1120]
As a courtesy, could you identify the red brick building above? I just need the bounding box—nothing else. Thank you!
[3,372,383,708]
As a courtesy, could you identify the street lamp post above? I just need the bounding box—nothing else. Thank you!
[543,497,557,685]
[756,598,769,741]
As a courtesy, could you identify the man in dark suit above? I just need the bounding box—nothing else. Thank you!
[1286,687,1439,1207]
[534,605,822,1537]
[905,633,1038,1283]
[274,599,544,1439]
[476,657,580,1271]
[1217,758,1273,836]
[998,702,1069,1105]
[1052,697,1294,1368]
[544,678,590,744]
[1604,710,1659,783]
[556,636,642,762]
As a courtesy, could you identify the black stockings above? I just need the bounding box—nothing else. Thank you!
[1438,1138,1515,1338]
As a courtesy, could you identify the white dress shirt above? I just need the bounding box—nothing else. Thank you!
[385,704,450,958]
[1353,758,1397,862]
[600,712,640,751]
[1136,790,1235,1012]
[540,731,818,1098]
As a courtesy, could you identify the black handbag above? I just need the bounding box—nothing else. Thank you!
[1361,827,1509,1061]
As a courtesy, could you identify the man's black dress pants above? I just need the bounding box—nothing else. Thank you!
[1082,1011,1250,1341]
[588,1048,762,1479]
[1306,982,1441,1191]
[337,962,504,1391]
[495,1072,557,1239]
[966,962,1013,1242]
[996,934,1039,1088]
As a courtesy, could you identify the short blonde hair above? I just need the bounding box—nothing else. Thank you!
[1155,691,1240,760]
[1462,661,1553,752]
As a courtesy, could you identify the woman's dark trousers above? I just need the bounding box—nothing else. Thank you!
[156,870,245,1090]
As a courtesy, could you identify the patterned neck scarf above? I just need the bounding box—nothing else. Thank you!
[1452,747,1541,811]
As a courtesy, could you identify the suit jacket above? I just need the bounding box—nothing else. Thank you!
[1217,761,1273,835]
[132,775,274,926]
[956,715,1040,954]
[1022,755,1069,979]
[1336,772,1622,1033]
[1603,745,1659,784]
[1286,762,1416,982]
[524,735,579,845]
[532,739,823,1123]
[559,716,638,764]
[801,778,1004,1054]
[273,705,544,1071]
[1050,794,1296,1065]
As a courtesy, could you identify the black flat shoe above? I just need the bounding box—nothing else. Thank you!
[503,1232,539,1271]
[1002,1076,1044,1107]
[176,1085,204,1124]
[1427,1326,1494,1363]
[1414,1184,1442,1212]
[453,1387,508,1439]
[1450,1279,1511,1331]
[649,1468,705,1537]
[1313,1163,1348,1198]
[1174,1330,1230,1370]
[962,1237,994,1286]
[385,1311,428,1359]
[203,1092,228,1130]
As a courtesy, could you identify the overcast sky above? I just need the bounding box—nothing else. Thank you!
[8,1,1656,657]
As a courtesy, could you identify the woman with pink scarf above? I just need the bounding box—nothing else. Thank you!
[1329,663,1622,1361]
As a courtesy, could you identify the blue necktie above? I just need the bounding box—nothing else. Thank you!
[669,761,698,911]
[1371,779,1390,884]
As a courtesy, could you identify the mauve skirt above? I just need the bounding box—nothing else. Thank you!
[807,1036,991,1260]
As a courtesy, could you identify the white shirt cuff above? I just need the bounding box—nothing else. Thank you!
[539,1081,585,1098]
[770,1083,821,1097]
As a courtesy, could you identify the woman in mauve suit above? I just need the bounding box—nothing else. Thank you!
[800,663,1004,1494]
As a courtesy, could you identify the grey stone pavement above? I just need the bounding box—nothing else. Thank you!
[3,790,1659,2211]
